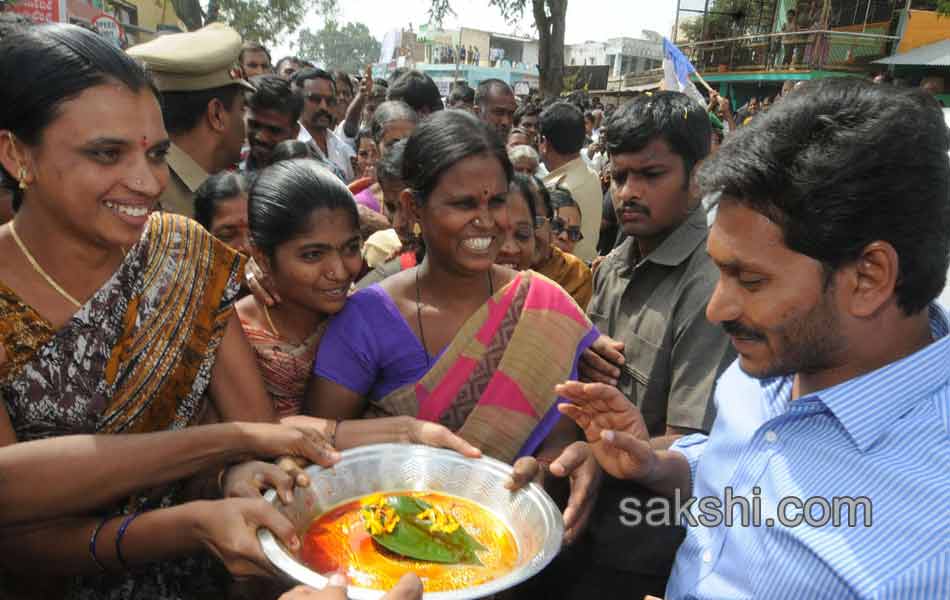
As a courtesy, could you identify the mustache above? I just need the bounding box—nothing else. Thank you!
[722,320,765,341]
[312,110,332,122]
[618,201,650,216]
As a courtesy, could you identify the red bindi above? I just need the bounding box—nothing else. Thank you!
[140,136,148,148]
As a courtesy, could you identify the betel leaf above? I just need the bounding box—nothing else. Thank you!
[369,495,486,565]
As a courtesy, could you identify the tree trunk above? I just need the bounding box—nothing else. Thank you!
[170,0,203,30]
[533,0,566,99]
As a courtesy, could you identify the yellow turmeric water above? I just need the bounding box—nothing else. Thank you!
[300,491,519,592]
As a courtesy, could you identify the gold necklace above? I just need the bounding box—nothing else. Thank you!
[9,222,82,309]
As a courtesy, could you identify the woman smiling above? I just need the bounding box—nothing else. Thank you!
[496,174,538,271]
[0,24,314,597]
[497,174,593,309]
[309,111,600,464]
[237,160,363,418]
[236,159,477,443]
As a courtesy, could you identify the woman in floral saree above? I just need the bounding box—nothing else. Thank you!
[0,25,477,599]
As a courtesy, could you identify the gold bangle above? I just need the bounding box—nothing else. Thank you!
[330,419,342,449]
[216,466,229,497]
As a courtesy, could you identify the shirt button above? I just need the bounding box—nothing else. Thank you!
[702,549,713,563]
[764,430,778,443]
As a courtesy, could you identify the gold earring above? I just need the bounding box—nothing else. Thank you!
[412,223,422,237]
[8,133,29,190]
[17,167,28,190]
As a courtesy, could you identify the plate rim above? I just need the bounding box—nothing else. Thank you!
[257,443,564,599]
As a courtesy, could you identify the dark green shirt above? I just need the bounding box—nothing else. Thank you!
[589,207,734,435]
[583,207,736,576]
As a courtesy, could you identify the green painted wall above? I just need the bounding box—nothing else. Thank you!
[692,70,863,83]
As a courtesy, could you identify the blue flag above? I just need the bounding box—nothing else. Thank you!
[662,37,705,105]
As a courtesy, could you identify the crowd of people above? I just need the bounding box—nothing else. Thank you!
[0,17,948,600]
[431,43,481,66]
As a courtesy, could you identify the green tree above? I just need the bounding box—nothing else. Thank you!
[169,0,337,47]
[296,20,381,73]
[429,0,567,99]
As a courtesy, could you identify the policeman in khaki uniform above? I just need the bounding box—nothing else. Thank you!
[128,23,254,218]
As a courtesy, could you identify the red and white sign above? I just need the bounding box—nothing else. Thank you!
[9,0,66,24]
[92,13,125,46]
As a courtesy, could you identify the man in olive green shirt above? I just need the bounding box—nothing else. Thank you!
[128,23,253,219]
[546,92,736,599]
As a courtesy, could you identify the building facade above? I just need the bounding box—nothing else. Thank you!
[565,36,663,78]
[65,0,181,45]
[377,25,541,97]
[674,0,949,107]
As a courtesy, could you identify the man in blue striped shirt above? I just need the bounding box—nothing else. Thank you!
[555,78,950,599]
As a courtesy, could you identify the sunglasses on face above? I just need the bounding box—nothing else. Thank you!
[551,218,583,241]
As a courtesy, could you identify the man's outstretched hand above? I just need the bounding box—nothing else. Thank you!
[556,381,657,482]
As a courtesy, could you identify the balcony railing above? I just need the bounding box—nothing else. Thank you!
[679,30,900,73]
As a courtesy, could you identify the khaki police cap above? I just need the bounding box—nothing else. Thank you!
[127,23,255,93]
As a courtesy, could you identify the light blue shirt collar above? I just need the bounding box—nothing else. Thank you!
[757,304,950,453]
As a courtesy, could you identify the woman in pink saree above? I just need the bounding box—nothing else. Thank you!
[308,111,601,543]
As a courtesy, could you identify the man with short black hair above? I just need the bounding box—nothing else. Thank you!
[540,101,602,262]
[275,56,304,80]
[528,91,735,600]
[239,40,272,78]
[292,67,354,181]
[448,82,475,113]
[387,70,443,117]
[513,102,541,143]
[388,67,409,84]
[243,74,302,171]
[475,78,517,139]
[128,23,253,218]
[561,77,950,600]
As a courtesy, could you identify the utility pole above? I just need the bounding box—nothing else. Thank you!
[701,0,711,40]
[454,32,460,85]
[673,0,681,42]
